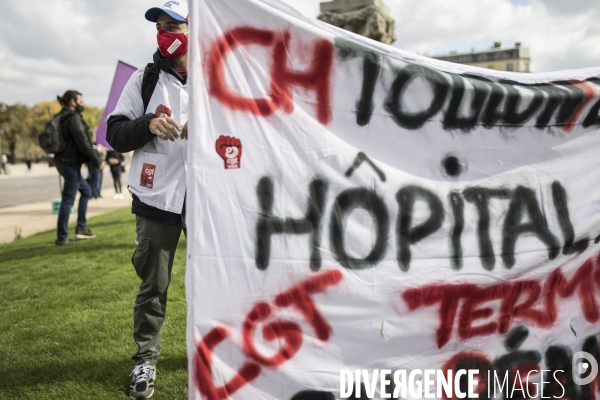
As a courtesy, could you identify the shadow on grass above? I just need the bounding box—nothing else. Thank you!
[158,355,189,375]
[87,220,134,229]
[0,243,135,264]
[0,355,188,394]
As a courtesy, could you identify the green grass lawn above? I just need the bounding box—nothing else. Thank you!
[0,208,188,399]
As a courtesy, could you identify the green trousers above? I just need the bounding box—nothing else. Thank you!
[131,215,183,365]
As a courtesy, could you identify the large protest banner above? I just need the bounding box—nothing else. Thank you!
[186,0,600,398]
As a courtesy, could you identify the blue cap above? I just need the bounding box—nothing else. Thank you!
[145,1,188,23]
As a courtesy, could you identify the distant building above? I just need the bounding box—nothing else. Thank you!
[433,41,531,73]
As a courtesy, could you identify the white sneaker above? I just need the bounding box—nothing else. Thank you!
[113,194,119,199]
[129,362,155,399]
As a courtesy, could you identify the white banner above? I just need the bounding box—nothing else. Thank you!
[187,1,600,399]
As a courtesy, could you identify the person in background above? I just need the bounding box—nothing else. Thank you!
[54,90,104,246]
[1,154,8,174]
[106,1,189,397]
[25,155,32,173]
[86,142,103,199]
[106,149,125,199]
[97,142,106,198]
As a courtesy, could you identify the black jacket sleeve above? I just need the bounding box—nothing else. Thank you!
[107,113,157,153]
[68,115,102,168]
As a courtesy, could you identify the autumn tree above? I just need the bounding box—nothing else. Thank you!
[0,100,104,163]
[0,103,30,163]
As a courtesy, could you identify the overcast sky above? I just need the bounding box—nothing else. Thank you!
[0,0,598,107]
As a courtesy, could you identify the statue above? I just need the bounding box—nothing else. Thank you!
[318,0,396,45]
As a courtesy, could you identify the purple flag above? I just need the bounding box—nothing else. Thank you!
[95,61,138,149]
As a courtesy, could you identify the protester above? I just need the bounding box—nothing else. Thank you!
[106,2,189,398]
[96,142,105,198]
[106,149,125,199]
[54,90,104,246]
[86,142,103,199]
[1,154,8,174]
[25,155,32,173]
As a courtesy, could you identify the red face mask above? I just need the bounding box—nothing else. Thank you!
[157,29,188,58]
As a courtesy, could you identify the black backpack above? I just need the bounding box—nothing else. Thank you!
[141,62,187,113]
[38,112,68,154]
[142,63,160,113]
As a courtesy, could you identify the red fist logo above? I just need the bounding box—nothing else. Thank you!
[216,135,242,169]
[155,104,172,118]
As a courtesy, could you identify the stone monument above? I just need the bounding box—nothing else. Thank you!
[318,0,396,45]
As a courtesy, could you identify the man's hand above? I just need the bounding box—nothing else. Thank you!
[149,116,181,141]
[181,121,188,140]
[99,162,106,171]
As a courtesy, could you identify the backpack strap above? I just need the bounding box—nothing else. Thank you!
[141,62,160,114]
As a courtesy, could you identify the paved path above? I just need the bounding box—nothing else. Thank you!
[0,163,131,244]
[0,163,118,208]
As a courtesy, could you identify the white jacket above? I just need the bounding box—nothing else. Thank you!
[111,68,188,214]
